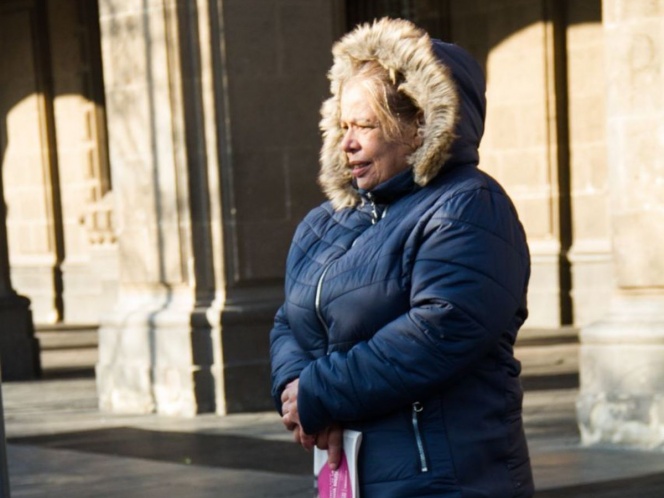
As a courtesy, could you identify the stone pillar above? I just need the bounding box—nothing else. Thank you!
[216,0,339,412]
[46,0,118,324]
[96,0,221,416]
[96,0,337,415]
[577,0,664,449]
[565,0,612,327]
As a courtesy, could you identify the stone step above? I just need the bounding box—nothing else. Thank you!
[34,324,99,379]
[35,324,98,350]
[39,348,98,375]
[517,327,579,392]
[517,326,579,346]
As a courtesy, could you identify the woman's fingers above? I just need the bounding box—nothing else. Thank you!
[282,411,297,431]
[300,429,316,451]
[314,424,343,470]
[325,425,343,470]
[289,424,316,450]
[280,378,319,452]
[280,379,301,430]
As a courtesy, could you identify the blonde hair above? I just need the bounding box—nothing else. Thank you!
[341,61,422,146]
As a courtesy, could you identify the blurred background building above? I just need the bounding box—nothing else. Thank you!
[1,0,662,448]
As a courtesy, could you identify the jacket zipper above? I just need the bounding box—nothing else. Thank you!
[317,195,386,335]
[315,264,332,335]
[367,194,378,224]
[412,402,429,472]
[366,192,385,224]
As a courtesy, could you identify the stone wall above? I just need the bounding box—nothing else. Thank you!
[446,0,610,329]
[577,0,664,450]
[450,0,572,327]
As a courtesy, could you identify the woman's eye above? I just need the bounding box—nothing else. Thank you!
[340,122,375,131]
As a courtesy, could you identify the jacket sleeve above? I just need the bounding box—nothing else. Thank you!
[297,189,530,434]
[269,304,315,412]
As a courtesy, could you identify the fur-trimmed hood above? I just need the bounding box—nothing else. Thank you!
[318,18,487,209]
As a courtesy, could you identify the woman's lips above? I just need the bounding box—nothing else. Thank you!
[350,162,371,178]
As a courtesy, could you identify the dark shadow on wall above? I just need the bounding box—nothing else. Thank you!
[0,124,11,299]
[173,0,219,414]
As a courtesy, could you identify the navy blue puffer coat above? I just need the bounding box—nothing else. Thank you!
[270,18,534,498]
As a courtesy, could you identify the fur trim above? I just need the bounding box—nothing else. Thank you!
[318,18,459,209]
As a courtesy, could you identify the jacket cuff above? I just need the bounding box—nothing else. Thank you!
[297,364,332,434]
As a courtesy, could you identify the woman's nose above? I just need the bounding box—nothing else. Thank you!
[341,129,358,152]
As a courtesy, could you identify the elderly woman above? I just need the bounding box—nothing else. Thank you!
[270,18,533,498]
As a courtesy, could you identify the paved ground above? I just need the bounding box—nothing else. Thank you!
[2,332,664,497]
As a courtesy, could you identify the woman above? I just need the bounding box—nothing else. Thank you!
[270,18,534,497]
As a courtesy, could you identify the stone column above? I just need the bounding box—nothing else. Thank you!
[565,0,612,327]
[96,0,221,416]
[96,0,337,415]
[577,0,664,448]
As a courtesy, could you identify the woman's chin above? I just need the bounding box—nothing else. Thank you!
[356,177,377,191]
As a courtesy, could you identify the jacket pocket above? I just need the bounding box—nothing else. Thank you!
[349,400,456,486]
[349,407,432,485]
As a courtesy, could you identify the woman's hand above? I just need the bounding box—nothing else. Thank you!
[281,379,316,450]
[315,423,344,470]
[281,379,344,469]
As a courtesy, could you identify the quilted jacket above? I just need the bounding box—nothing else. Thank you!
[270,18,534,498]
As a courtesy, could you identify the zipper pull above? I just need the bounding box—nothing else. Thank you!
[412,402,429,472]
[366,192,379,224]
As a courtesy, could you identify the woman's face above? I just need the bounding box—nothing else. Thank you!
[339,81,413,191]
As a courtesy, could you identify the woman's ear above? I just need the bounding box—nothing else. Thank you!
[411,111,425,149]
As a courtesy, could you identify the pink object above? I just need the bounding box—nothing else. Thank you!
[317,452,353,498]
